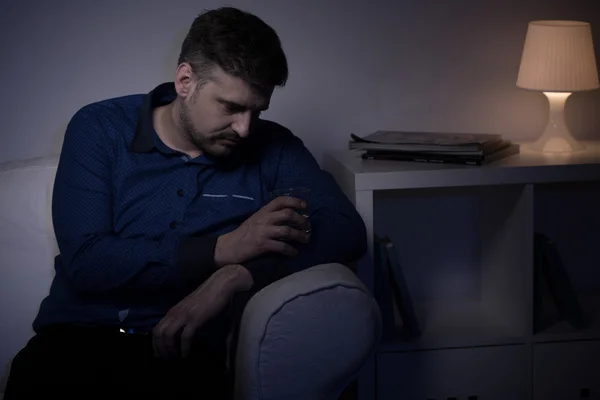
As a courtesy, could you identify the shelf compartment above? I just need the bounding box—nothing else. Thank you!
[533,340,600,400]
[379,299,526,352]
[374,184,531,352]
[533,181,600,342]
[533,293,600,343]
[377,345,528,400]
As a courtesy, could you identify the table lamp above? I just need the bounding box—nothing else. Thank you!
[516,20,599,153]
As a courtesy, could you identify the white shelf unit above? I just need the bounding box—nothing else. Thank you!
[324,141,600,400]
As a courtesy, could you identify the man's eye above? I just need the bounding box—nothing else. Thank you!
[225,105,243,114]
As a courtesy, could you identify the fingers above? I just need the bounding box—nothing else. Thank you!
[257,212,311,257]
[180,324,198,359]
[153,316,183,359]
[265,195,307,213]
[267,240,298,257]
[272,224,311,244]
[267,208,311,231]
[264,239,299,256]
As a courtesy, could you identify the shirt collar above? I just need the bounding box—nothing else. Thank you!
[131,82,177,153]
[130,82,254,169]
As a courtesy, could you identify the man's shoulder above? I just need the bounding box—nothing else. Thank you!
[73,93,145,126]
[66,93,146,147]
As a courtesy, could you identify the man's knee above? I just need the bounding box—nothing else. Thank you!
[4,342,36,397]
[7,339,34,376]
[6,333,58,390]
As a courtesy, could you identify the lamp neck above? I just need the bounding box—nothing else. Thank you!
[531,91,583,152]
[543,92,571,111]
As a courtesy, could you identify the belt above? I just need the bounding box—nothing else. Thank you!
[117,327,151,336]
[40,324,152,337]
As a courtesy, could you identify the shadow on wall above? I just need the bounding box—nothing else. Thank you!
[49,24,187,156]
[48,25,186,159]
[162,28,189,81]
[50,123,69,157]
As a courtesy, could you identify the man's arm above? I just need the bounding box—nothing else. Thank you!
[153,263,253,359]
[233,129,367,290]
[53,107,218,295]
[222,136,367,368]
[273,132,368,271]
[228,130,367,293]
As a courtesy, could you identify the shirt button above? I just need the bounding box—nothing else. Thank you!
[177,189,184,197]
[170,221,177,229]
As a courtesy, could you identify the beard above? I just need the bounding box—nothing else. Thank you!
[178,101,240,158]
[179,101,209,152]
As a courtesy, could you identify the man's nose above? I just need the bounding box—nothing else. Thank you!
[232,111,252,138]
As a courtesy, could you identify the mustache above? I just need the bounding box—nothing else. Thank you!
[214,133,242,142]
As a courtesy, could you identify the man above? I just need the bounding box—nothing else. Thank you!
[5,6,366,399]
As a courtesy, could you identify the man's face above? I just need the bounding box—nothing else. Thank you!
[178,67,273,158]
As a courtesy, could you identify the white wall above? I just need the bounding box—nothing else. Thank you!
[1,0,599,165]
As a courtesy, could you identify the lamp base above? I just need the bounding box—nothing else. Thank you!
[531,92,585,153]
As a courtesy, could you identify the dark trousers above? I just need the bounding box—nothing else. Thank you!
[4,324,230,399]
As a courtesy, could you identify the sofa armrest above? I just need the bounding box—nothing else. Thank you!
[234,263,382,400]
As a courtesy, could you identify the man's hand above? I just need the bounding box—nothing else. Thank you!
[152,264,253,359]
[214,196,311,266]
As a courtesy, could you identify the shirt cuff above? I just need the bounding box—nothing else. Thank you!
[175,235,219,288]
[242,255,291,292]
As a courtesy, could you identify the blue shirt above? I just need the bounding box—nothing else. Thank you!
[33,82,367,332]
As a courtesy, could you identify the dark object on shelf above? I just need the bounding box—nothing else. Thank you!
[533,233,561,332]
[374,234,421,338]
[374,234,397,340]
[534,232,591,331]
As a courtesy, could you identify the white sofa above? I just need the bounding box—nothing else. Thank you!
[0,156,381,400]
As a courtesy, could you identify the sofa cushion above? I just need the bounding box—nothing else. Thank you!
[234,262,382,400]
[0,156,60,391]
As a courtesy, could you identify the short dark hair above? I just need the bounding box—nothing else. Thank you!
[178,7,288,92]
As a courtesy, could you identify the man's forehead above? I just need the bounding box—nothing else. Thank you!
[217,87,271,106]
[208,68,272,108]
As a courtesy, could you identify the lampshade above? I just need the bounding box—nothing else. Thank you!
[517,20,599,92]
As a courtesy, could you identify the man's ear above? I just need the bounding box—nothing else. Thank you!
[174,63,197,99]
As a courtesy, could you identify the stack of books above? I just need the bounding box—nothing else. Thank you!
[349,130,520,165]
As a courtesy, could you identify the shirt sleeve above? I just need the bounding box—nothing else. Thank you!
[52,107,217,295]
[272,132,368,273]
[240,128,368,288]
